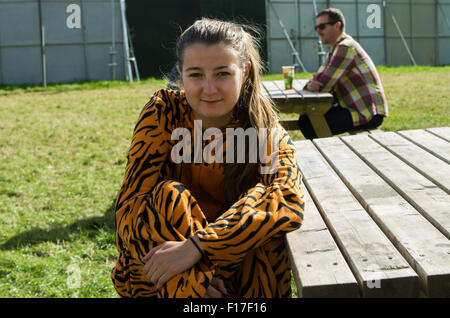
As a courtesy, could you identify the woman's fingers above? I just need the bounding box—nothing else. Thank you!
[143,243,163,262]
[204,285,222,298]
[211,277,228,295]
[142,240,203,289]
[155,272,173,290]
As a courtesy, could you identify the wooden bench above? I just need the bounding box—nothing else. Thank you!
[286,127,450,297]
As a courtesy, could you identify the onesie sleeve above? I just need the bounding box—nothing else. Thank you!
[113,89,215,298]
[195,127,305,265]
[115,89,175,212]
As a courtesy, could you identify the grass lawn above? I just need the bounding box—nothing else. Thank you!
[0,66,448,297]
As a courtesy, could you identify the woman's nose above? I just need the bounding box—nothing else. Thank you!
[202,78,218,94]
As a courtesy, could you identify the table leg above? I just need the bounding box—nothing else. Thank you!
[306,102,332,138]
[309,115,332,137]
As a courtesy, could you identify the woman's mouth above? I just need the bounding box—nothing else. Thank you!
[201,99,222,104]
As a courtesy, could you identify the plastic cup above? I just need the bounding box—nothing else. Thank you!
[282,66,295,90]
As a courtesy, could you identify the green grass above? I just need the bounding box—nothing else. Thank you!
[0,66,448,298]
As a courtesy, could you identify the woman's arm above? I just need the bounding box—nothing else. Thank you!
[196,128,305,266]
[115,90,175,213]
[115,92,217,297]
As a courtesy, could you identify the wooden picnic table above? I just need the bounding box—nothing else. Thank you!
[286,127,450,297]
[261,79,333,137]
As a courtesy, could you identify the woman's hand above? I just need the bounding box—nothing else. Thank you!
[204,277,228,298]
[142,238,203,289]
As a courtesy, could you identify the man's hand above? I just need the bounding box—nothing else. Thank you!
[306,80,323,92]
[142,238,203,289]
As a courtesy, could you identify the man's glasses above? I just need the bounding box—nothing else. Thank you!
[314,21,337,31]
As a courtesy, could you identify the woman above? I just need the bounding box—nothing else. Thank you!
[111,18,305,298]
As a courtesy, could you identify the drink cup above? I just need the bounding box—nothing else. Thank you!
[282,66,294,90]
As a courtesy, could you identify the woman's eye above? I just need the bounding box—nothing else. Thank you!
[188,73,202,78]
[217,72,230,77]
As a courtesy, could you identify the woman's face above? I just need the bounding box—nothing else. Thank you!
[178,42,250,129]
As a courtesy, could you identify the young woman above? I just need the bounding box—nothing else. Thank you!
[111,18,305,298]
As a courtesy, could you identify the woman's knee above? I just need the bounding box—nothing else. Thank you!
[149,180,207,232]
[150,180,190,217]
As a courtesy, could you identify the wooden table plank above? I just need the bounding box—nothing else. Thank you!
[426,127,450,142]
[261,81,286,99]
[398,129,450,164]
[369,131,450,194]
[272,80,303,98]
[294,140,419,297]
[292,79,308,92]
[314,136,450,297]
[342,134,450,240]
[286,181,359,298]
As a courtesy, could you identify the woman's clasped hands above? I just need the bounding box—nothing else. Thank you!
[142,236,228,297]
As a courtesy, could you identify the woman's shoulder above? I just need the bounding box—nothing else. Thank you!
[140,88,190,122]
[146,88,187,109]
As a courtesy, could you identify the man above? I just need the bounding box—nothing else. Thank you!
[299,8,388,139]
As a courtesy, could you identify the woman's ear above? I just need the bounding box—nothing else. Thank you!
[243,61,252,81]
[176,65,182,77]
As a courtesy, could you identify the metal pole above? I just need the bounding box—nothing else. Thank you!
[80,0,89,81]
[110,0,117,80]
[383,1,417,66]
[265,0,272,73]
[312,0,326,65]
[435,0,439,66]
[383,1,388,65]
[126,22,140,81]
[119,0,132,82]
[37,0,47,87]
[268,1,307,72]
[295,0,301,66]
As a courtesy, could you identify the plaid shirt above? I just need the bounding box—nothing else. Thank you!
[309,32,388,126]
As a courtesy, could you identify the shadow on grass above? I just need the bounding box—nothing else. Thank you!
[0,201,116,250]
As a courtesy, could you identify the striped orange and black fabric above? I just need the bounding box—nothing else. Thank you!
[111,89,305,297]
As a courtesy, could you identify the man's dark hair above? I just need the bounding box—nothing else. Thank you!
[317,8,346,32]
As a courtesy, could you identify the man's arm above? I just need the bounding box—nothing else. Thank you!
[307,44,355,92]
[304,80,323,92]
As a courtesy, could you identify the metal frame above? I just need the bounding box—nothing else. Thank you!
[0,0,127,86]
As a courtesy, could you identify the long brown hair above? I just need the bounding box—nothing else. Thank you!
[175,18,279,204]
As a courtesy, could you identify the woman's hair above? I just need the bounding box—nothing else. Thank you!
[175,18,279,204]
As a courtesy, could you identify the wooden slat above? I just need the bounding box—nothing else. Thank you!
[279,119,299,131]
[342,134,450,239]
[426,127,450,142]
[398,129,450,164]
[292,79,308,92]
[294,140,419,297]
[286,182,359,298]
[314,136,450,297]
[369,131,450,194]
[272,80,302,98]
[261,81,286,99]
[260,80,271,98]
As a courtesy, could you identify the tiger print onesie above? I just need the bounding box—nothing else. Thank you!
[111,89,305,297]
